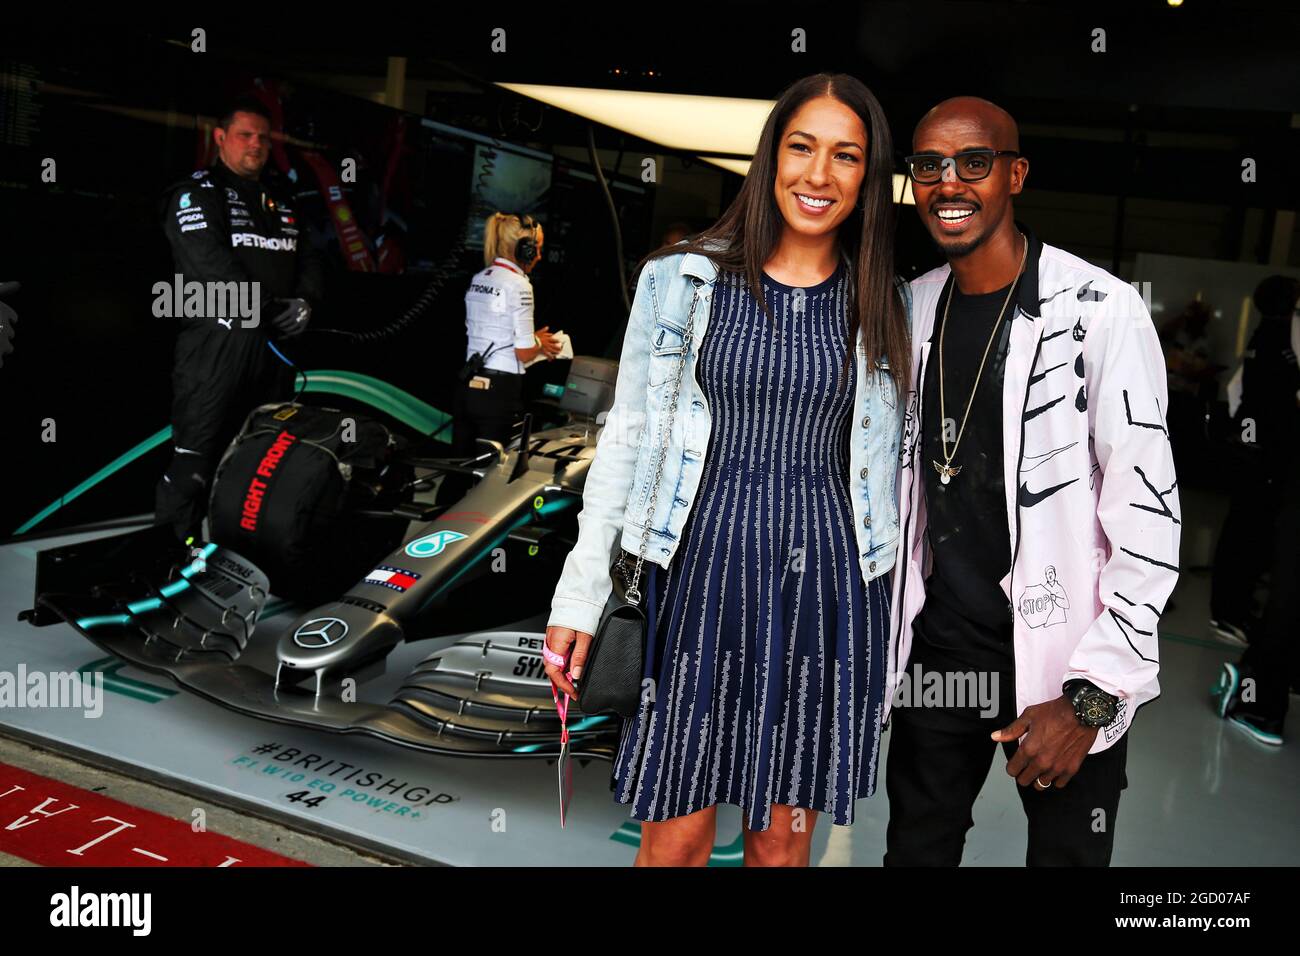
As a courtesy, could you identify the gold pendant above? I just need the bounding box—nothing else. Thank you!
[932,460,961,485]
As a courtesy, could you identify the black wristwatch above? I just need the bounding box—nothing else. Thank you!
[1062,679,1119,728]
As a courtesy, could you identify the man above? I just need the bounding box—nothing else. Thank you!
[884,97,1180,866]
[1210,275,1298,648]
[155,97,323,543]
[1212,275,1300,745]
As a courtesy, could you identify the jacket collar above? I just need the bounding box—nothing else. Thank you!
[1015,219,1043,318]
[677,237,727,285]
[210,160,263,193]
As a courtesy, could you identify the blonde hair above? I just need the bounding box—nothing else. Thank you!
[483,212,543,268]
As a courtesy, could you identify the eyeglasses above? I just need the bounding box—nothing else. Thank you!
[904,149,1021,184]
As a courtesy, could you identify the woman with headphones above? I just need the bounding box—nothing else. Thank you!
[451,212,561,473]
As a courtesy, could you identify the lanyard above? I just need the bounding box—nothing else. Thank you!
[550,671,574,828]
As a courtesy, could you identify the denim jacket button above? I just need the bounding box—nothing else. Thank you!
[860,466,869,479]
[862,514,871,528]
[862,415,871,428]
[869,560,877,573]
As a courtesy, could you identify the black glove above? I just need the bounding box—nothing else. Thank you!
[269,297,311,340]
[0,281,18,369]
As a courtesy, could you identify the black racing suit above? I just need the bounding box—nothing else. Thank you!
[154,161,324,542]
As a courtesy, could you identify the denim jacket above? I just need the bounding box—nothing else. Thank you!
[547,242,911,636]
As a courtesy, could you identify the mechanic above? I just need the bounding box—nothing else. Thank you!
[440,212,560,501]
[155,96,324,544]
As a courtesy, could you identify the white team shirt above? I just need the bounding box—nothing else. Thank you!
[464,257,536,374]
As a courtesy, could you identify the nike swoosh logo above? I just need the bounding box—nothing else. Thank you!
[1077,280,1109,302]
[1018,477,1078,507]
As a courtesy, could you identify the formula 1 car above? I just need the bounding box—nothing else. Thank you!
[21,358,623,761]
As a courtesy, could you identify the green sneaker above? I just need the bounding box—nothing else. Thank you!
[1211,662,1240,719]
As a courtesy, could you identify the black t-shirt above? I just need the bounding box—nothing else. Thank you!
[913,277,1019,674]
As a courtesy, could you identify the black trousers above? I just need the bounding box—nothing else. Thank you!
[884,646,1129,867]
[1210,446,1277,626]
[154,328,290,543]
[1238,462,1300,720]
[439,371,524,505]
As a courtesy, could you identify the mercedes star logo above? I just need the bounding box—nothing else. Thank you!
[293,617,350,648]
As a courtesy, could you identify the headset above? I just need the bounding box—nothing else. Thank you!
[513,213,540,265]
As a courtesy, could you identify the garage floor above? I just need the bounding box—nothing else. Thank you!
[1,489,1296,867]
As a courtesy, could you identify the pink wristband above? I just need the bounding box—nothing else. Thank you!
[541,639,567,668]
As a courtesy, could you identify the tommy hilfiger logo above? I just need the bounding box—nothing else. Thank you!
[364,565,422,593]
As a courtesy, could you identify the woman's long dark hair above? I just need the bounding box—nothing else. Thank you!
[635,73,909,396]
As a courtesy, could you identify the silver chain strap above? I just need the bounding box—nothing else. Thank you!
[619,281,702,605]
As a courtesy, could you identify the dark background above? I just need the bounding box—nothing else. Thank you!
[1,1,1297,538]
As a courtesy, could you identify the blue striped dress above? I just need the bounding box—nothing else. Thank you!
[610,258,889,831]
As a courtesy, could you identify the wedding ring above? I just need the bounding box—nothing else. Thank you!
[1035,775,1053,790]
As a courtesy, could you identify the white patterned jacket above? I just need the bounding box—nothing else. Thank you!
[887,226,1181,752]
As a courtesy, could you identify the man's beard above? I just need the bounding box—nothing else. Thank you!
[931,204,1005,259]
[934,224,989,259]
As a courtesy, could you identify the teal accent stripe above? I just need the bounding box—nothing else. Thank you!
[261,598,293,619]
[297,369,451,437]
[76,613,132,629]
[77,656,175,703]
[158,578,191,598]
[535,498,577,517]
[14,370,452,535]
[511,714,611,753]
[15,428,173,535]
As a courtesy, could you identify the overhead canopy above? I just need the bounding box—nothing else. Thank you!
[497,82,914,204]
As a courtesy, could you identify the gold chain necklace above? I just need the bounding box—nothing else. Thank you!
[933,233,1027,486]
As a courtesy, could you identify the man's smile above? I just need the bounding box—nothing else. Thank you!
[932,201,979,232]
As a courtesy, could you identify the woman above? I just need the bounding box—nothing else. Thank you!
[543,74,911,866]
[451,211,561,459]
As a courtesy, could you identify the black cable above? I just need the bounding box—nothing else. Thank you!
[315,133,507,345]
[586,123,631,316]
[266,340,309,403]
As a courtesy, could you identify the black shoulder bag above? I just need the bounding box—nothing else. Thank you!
[576,285,702,717]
